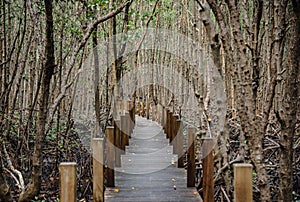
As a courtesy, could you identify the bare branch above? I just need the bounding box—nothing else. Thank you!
[45,1,132,131]
[3,145,25,191]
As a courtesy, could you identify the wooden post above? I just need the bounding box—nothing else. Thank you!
[92,138,104,202]
[114,120,121,167]
[136,102,140,115]
[172,114,179,149]
[170,112,174,142]
[128,100,135,136]
[120,115,127,151]
[125,112,130,145]
[106,126,115,187]
[187,127,196,187]
[141,102,145,117]
[167,111,172,141]
[120,100,124,114]
[164,109,167,137]
[129,108,133,135]
[146,102,150,119]
[202,137,214,202]
[162,106,166,129]
[177,119,184,168]
[127,100,131,111]
[234,164,253,202]
[172,115,177,153]
[157,104,161,124]
[131,100,136,124]
[59,162,77,202]
[151,103,155,121]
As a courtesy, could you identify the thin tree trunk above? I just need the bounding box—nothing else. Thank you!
[19,0,55,201]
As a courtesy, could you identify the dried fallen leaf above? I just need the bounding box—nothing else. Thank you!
[49,177,54,182]
[173,185,177,190]
[114,188,119,193]
[193,191,198,195]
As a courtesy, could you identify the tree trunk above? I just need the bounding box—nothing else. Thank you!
[278,2,300,201]
[18,0,55,201]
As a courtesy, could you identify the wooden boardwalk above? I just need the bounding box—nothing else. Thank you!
[105,116,202,202]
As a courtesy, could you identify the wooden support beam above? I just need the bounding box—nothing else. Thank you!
[106,126,115,187]
[59,162,77,202]
[114,120,121,167]
[202,137,214,202]
[234,164,253,202]
[187,127,196,187]
[92,138,104,202]
[176,119,184,168]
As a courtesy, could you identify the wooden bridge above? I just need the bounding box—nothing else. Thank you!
[59,101,254,202]
[105,116,202,201]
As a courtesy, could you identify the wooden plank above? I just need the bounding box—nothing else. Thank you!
[92,138,104,202]
[106,126,115,187]
[187,127,196,187]
[234,164,253,202]
[59,162,77,202]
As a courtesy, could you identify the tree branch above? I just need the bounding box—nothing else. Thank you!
[46,1,132,131]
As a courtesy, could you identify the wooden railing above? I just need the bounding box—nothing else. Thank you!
[60,101,253,202]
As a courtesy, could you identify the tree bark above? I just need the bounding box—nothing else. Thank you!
[18,0,55,201]
[278,2,300,201]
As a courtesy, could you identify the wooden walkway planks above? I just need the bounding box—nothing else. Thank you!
[105,116,202,202]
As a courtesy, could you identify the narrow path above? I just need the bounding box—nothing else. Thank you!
[105,116,202,202]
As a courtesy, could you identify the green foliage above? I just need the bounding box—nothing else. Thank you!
[88,0,109,9]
